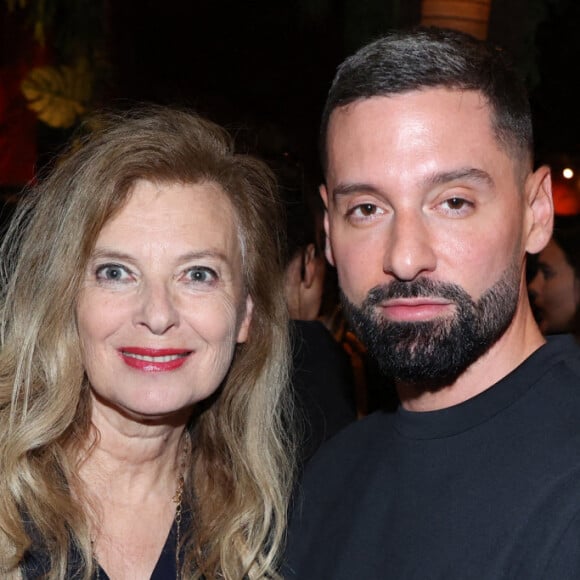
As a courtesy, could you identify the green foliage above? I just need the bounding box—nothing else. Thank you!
[6,0,108,128]
[5,0,106,60]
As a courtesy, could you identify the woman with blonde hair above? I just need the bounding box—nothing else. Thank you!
[0,106,293,579]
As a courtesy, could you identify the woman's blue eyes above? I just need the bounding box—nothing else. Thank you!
[186,267,217,284]
[95,264,130,281]
[95,264,217,285]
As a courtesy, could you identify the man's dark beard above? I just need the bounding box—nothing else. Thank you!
[341,265,520,390]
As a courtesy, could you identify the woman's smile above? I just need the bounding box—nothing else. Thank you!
[119,347,193,372]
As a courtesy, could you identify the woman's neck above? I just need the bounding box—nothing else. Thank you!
[79,399,189,504]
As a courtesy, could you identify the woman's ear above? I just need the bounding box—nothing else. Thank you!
[525,165,554,255]
[236,294,254,344]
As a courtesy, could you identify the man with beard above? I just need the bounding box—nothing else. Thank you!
[284,28,580,580]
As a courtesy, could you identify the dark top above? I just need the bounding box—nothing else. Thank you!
[23,517,180,579]
[96,518,178,580]
[284,334,580,579]
[290,319,357,467]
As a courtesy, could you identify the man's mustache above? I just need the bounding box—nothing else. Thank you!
[365,278,472,307]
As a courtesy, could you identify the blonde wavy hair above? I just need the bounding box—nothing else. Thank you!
[0,107,294,579]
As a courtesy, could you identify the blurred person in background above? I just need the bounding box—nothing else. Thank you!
[528,214,580,335]
[274,157,357,466]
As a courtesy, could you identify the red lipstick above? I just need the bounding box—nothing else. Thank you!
[119,347,191,372]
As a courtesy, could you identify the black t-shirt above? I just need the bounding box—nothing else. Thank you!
[285,335,580,579]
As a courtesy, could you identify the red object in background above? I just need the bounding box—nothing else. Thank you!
[0,11,51,188]
[0,64,38,187]
[552,178,580,216]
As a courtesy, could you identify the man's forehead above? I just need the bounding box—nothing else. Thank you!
[323,89,527,185]
[325,90,492,163]
[327,88,490,127]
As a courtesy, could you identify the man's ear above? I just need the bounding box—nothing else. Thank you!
[525,165,554,255]
[319,184,335,266]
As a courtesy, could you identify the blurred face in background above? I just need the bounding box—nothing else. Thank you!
[528,239,580,334]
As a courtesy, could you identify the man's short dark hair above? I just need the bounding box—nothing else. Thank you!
[320,27,532,173]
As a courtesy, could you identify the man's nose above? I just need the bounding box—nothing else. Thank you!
[383,211,437,281]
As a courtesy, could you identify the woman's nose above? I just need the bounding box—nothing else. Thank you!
[134,282,179,335]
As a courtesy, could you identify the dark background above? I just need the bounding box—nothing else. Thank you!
[3,0,580,184]
[109,0,580,174]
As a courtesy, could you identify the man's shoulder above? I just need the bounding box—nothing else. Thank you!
[548,334,580,373]
[510,334,580,400]
[315,410,394,452]
[539,333,580,366]
[297,411,395,485]
[527,334,580,397]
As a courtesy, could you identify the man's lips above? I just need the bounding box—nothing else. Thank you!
[118,347,192,372]
[379,298,454,322]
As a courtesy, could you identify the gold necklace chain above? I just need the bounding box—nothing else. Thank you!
[173,473,185,575]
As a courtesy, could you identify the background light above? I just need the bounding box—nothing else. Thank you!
[563,168,574,179]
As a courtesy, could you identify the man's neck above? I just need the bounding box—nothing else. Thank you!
[398,310,546,412]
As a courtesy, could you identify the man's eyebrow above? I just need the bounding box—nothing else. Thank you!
[331,182,381,199]
[423,167,495,188]
[330,168,494,200]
